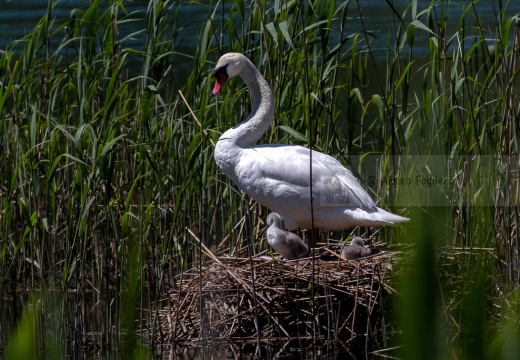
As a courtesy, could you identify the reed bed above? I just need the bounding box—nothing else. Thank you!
[1,0,520,358]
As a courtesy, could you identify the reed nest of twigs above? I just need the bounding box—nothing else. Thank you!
[155,243,401,344]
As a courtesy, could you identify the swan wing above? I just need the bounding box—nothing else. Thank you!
[234,144,377,211]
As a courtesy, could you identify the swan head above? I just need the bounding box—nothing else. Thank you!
[267,212,283,228]
[212,53,247,96]
[350,237,365,246]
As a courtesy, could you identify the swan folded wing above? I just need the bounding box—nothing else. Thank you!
[310,152,377,211]
[234,154,307,207]
[235,145,377,211]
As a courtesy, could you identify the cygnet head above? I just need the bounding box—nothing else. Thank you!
[350,237,365,246]
[267,212,283,228]
[341,236,371,260]
[212,53,248,95]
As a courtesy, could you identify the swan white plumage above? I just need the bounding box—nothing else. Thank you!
[266,213,309,259]
[341,237,372,260]
[213,53,409,231]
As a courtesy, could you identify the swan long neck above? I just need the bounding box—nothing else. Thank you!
[223,59,275,147]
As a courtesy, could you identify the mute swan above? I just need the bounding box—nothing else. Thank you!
[213,53,409,231]
[341,237,372,260]
[266,213,309,259]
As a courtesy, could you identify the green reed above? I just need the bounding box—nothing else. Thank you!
[1,0,519,358]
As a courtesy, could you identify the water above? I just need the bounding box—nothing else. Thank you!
[0,1,207,48]
[1,1,519,59]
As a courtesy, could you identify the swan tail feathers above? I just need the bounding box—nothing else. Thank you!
[374,208,410,225]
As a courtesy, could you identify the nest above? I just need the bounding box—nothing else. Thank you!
[155,244,399,345]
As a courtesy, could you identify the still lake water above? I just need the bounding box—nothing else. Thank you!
[1,0,520,359]
[1,1,519,63]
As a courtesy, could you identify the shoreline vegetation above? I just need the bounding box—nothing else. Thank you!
[1,0,519,358]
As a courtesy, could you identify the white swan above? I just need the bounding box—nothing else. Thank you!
[213,53,409,231]
[341,237,372,260]
[266,213,309,259]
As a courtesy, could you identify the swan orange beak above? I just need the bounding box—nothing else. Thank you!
[212,72,228,96]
